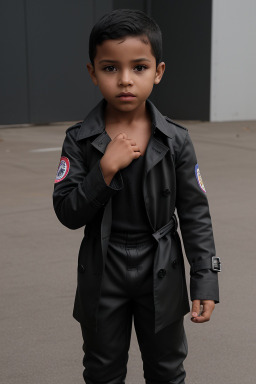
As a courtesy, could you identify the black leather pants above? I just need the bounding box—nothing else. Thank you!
[81,233,187,384]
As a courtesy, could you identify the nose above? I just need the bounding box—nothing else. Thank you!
[118,70,133,86]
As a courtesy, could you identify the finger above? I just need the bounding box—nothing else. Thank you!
[131,145,141,153]
[133,151,141,159]
[191,301,215,323]
[191,300,201,320]
[127,139,137,146]
[202,301,215,318]
[115,132,127,140]
[191,312,210,323]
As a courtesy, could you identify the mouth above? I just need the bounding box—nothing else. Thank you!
[117,92,136,100]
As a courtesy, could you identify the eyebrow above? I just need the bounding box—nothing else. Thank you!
[98,58,151,64]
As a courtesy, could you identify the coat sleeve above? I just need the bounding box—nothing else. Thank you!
[52,128,123,229]
[175,130,219,303]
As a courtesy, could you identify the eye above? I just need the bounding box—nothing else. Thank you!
[134,65,147,72]
[103,65,117,72]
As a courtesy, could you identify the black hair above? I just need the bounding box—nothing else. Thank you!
[89,9,162,66]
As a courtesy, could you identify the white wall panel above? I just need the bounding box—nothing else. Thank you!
[210,0,256,121]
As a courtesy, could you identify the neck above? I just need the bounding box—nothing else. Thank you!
[105,102,149,126]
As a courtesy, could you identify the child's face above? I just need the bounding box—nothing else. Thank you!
[87,36,165,114]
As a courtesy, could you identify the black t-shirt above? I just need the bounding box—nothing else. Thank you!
[111,155,151,234]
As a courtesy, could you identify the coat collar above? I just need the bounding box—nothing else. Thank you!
[76,99,175,141]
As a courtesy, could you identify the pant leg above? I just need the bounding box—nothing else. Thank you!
[119,235,187,383]
[133,264,187,384]
[80,239,133,384]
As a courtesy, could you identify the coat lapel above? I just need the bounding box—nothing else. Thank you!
[144,135,169,175]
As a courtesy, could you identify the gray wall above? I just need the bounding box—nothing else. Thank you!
[0,1,29,124]
[211,0,256,121]
[0,0,212,125]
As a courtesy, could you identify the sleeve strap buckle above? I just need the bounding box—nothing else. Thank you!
[212,257,221,272]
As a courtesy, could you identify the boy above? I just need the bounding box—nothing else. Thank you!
[53,9,220,384]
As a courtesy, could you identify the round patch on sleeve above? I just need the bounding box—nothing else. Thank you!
[195,164,206,193]
[55,156,70,183]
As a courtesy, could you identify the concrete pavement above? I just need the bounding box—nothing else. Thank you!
[0,119,255,384]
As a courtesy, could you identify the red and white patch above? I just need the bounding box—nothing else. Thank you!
[55,156,70,183]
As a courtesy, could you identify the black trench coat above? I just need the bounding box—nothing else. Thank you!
[53,99,219,333]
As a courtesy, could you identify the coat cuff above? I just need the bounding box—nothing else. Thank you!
[190,269,219,303]
[83,160,123,208]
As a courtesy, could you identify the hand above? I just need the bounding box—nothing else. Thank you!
[100,133,141,184]
[191,299,215,323]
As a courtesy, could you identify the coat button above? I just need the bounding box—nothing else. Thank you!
[78,264,86,273]
[158,269,166,279]
[172,260,178,268]
[162,188,171,197]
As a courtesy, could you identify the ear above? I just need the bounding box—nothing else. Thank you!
[154,62,165,84]
[87,63,98,86]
